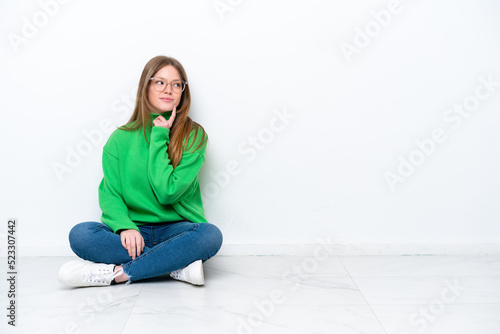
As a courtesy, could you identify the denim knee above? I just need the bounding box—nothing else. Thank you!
[200,223,223,254]
[68,221,103,255]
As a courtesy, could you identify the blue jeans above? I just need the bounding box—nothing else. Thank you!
[68,221,223,283]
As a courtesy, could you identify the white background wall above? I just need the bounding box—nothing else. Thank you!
[1,0,499,256]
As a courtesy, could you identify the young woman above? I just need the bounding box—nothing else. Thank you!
[58,56,223,287]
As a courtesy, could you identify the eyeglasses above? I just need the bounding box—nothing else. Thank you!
[149,77,187,93]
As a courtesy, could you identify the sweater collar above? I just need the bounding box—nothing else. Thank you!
[150,110,172,120]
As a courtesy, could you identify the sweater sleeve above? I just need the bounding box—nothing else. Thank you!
[98,139,138,233]
[148,126,207,205]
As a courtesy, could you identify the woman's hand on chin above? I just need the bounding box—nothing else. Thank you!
[153,105,177,129]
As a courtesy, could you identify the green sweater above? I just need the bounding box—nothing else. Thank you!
[98,111,208,233]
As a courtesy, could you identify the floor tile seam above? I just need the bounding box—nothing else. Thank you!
[15,285,146,303]
[119,284,144,334]
[125,302,500,308]
[348,275,500,278]
[213,255,341,257]
[337,256,389,334]
[204,274,352,278]
[7,254,500,261]
[14,294,147,307]
[367,302,500,306]
[126,303,379,309]
[337,255,500,258]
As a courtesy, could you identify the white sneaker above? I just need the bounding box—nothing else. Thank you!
[170,260,204,286]
[58,260,123,287]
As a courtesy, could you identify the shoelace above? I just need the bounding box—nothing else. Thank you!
[84,267,124,285]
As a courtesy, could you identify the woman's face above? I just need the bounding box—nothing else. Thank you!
[148,65,183,113]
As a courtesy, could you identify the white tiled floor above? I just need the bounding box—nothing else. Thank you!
[1,255,500,333]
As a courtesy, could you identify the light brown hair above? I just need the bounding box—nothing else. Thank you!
[120,56,207,168]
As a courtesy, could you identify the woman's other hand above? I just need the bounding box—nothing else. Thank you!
[120,229,145,260]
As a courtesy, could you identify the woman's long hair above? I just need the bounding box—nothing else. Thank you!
[120,56,207,168]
